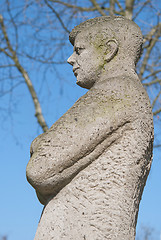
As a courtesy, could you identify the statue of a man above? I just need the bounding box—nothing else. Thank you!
[26,16,154,240]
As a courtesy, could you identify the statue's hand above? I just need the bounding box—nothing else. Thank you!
[30,133,45,157]
[36,190,51,205]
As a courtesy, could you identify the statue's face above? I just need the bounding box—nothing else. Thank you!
[67,32,104,89]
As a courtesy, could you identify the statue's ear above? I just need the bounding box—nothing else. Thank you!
[105,39,118,62]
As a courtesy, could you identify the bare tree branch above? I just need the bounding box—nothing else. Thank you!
[154,144,161,148]
[143,22,161,45]
[0,47,12,58]
[6,0,18,51]
[0,81,24,97]
[109,0,115,16]
[0,14,48,132]
[139,23,161,79]
[151,89,161,109]
[143,78,161,86]
[1,236,8,240]
[44,0,70,33]
[0,64,15,68]
[25,53,66,64]
[133,0,150,21]
[48,0,123,15]
[47,0,99,12]
[142,70,161,80]
[125,0,135,19]
[153,108,161,116]
[89,0,107,16]
[115,0,124,12]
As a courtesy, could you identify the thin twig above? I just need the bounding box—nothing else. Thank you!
[44,0,70,33]
[0,14,48,132]
[151,90,161,109]
[0,81,24,97]
[6,0,19,51]
[25,53,66,64]
[139,24,161,78]
[115,0,124,11]
[143,79,161,86]
[48,0,98,11]
[48,0,123,15]
[133,0,150,20]
[153,108,161,115]
[0,64,16,68]
[89,0,107,16]
[142,70,161,80]
[154,144,161,148]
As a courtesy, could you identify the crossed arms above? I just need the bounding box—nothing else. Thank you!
[26,88,132,204]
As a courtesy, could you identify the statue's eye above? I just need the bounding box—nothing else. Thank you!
[75,47,84,55]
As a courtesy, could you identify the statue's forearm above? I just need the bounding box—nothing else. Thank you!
[27,118,131,203]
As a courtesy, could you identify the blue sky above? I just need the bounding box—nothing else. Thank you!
[0,1,161,239]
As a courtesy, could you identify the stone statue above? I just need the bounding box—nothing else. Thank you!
[26,16,154,240]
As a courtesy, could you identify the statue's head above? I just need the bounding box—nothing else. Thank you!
[67,16,143,89]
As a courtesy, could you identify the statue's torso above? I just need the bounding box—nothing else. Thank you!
[27,75,153,240]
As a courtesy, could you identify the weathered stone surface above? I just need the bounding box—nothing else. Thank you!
[26,16,154,240]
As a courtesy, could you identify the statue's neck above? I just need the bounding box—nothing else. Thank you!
[101,60,137,79]
[90,61,138,88]
[92,66,138,91]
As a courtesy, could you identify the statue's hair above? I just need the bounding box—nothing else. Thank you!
[69,16,143,64]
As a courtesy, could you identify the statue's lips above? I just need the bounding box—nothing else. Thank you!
[73,68,79,76]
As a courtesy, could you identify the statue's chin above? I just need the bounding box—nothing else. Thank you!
[76,78,95,90]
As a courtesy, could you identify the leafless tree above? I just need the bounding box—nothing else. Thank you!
[136,225,156,240]
[0,236,8,240]
[0,1,160,238]
[0,0,160,136]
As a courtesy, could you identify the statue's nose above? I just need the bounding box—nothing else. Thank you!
[67,53,75,66]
